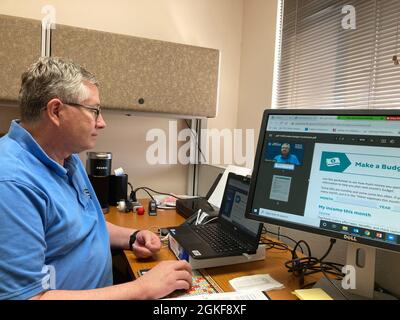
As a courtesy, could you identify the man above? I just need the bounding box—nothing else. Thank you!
[0,57,192,300]
[273,143,300,165]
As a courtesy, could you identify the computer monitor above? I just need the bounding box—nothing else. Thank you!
[245,109,400,299]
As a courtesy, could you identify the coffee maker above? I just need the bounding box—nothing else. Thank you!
[87,152,129,213]
[87,152,112,213]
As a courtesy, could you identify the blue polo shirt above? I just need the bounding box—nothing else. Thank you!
[0,120,112,300]
[273,154,300,165]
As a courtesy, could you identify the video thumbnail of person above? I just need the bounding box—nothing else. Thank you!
[265,141,305,170]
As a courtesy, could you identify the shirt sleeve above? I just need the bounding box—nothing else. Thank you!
[0,180,48,300]
[292,155,300,165]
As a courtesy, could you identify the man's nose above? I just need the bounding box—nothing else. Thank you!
[96,114,106,129]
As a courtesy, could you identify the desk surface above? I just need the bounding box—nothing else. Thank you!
[105,204,321,300]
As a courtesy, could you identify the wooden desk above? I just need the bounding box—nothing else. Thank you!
[105,205,320,300]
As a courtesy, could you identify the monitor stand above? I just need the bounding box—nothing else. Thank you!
[313,243,397,300]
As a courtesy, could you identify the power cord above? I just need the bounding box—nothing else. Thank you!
[184,119,207,163]
[262,225,343,284]
[319,261,349,300]
[259,238,291,251]
[284,238,344,287]
[263,225,304,254]
[259,229,291,251]
[128,184,155,201]
[128,184,193,202]
[263,227,345,289]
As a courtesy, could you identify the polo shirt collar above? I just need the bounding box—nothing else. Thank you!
[8,120,68,177]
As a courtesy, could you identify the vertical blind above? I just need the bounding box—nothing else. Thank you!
[273,0,400,109]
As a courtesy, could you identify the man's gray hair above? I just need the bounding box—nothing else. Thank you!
[19,57,99,123]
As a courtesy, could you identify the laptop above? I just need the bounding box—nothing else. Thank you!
[168,173,263,259]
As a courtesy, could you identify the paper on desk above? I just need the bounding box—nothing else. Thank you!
[166,290,269,300]
[153,194,177,210]
[208,165,252,208]
[229,274,284,292]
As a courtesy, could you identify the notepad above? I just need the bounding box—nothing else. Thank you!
[167,290,269,300]
[292,288,333,300]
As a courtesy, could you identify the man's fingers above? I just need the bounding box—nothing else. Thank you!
[173,260,192,273]
[146,238,161,250]
[138,232,161,248]
[174,279,192,291]
[173,270,192,289]
[132,243,152,257]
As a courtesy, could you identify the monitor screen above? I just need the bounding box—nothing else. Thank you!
[220,174,261,238]
[246,109,400,253]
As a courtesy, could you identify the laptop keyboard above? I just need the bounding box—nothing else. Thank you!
[193,223,253,254]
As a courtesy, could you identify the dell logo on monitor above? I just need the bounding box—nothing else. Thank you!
[344,234,358,242]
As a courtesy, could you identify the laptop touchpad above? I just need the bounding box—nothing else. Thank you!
[176,227,203,244]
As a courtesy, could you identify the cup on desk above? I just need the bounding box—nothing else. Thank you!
[109,174,128,205]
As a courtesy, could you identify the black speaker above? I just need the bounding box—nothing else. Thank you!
[109,174,128,206]
[89,175,110,213]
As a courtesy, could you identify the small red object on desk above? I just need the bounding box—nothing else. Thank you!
[136,207,145,215]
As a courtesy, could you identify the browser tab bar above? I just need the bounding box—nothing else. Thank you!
[267,114,400,137]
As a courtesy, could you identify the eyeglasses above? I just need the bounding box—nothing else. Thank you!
[64,102,101,121]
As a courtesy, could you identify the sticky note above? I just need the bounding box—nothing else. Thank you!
[292,288,333,300]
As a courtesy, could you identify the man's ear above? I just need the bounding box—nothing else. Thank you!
[45,99,63,127]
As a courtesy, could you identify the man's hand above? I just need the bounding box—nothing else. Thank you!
[30,260,192,300]
[132,230,162,258]
[135,260,192,299]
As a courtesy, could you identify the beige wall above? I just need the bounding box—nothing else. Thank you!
[0,107,19,136]
[0,0,244,194]
[237,0,278,161]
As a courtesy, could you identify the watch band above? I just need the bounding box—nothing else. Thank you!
[129,230,141,250]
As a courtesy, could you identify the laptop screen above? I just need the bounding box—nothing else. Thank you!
[219,175,261,238]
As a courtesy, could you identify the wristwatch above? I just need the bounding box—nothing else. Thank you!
[129,230,141,250]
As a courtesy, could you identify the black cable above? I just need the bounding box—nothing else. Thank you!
[259,227,347,293]
[262,227,341,280]
[134,186,190,201]
[259,238,290,251]
[184,119,207,163]
[293,240,311,258]
[319,238,336,261]
[319,262,349,300]
[130,185,203,205]
[132,187,155,201]
[284,238,344,288]
[264,226,304,254]
[265,243,290,251]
